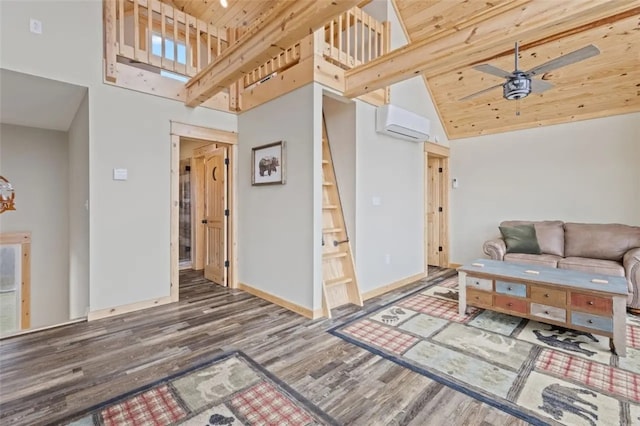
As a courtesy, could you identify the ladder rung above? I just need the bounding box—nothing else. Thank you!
[323,227,343,233]
[323,252,347,260]
[323,204,338,209]
[325,277,353,287]
[323,182,334,186]
[322,160,329,164]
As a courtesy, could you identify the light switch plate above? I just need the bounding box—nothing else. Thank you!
[30,18,42,34]
[113,168,128,181]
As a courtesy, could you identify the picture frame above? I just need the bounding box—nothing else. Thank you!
[251,141,286,185]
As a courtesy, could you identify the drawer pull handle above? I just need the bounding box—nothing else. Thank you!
[475,281,480,285]
[475,296,480,300]
[588,319,593,324]
[507,286,512,291]
[544,293,550,298]
[507,302,513,307]
[544,310,549,315]
[588,301,594,305]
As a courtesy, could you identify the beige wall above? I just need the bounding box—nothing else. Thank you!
[0,124,70,328]
[238,84,318,309]
[1,1,237,312]
[450,112,640,264]
[68,93,90,319]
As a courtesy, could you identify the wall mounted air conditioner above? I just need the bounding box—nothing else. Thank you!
[375,104,430,142]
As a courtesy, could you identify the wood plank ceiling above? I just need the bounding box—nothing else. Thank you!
[172,0,638,139]
[394,0,640,139]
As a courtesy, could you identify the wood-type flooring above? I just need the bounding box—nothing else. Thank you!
[0,267,527,426]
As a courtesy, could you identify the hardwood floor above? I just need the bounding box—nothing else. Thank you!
[0,268,527,426]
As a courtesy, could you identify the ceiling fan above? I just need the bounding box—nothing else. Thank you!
[460,42,600,103]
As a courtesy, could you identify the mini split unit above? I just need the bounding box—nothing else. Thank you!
[375,104,430,142]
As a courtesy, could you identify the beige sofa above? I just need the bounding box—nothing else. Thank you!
[483,221,640,311]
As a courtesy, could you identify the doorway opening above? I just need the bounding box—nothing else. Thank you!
[170,122,238,302]
[425,142,450,269]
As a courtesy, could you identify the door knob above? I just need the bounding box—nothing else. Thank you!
[202,219,208,224]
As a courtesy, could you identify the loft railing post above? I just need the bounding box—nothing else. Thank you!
[103,0,118,82]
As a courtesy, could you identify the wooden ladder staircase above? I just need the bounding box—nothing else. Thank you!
[321,116,363,318]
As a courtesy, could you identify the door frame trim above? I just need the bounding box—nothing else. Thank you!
[170,121,238,302]
[424,142,450,270]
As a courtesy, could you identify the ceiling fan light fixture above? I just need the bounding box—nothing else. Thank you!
[503,74,531,100]
[220,0,228,8]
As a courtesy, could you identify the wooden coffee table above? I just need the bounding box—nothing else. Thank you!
[457,259,628,356]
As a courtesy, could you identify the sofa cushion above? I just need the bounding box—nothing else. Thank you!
[499,224,541,254]
[558,257,625,277]
[500,220,564,256]
[504,253,563,268]
[564,223,640,261]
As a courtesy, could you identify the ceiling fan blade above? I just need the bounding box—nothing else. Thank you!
[525,45,600,76]
[531,78,554,93]
[459,83,503,101]
[472,64,514,79]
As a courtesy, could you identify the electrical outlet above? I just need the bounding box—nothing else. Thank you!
[30,18,42,34]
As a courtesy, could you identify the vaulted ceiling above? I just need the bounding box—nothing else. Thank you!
[174,0,640,139]
[392,0,640,139]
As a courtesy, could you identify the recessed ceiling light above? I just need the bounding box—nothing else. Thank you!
[220,0,228,8]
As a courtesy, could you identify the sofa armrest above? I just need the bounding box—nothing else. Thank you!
[483,238,506,260]
[624,248,640,309]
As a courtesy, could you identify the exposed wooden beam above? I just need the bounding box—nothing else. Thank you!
[344,0,640,98]
[185,0,361,107]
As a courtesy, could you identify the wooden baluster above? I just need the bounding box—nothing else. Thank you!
[186,15,194,76]
[329,20,334,58]
[196,21,204,72]
[161,3,167,70]
[338,13,343,65]
[353,9,358,65]
[147,1,153,63]
[104,0,118,82]
[173,7,178,72]
[367,16,372,62]
[133,0,141,60]
[118,0,126,56]
[346,9,351,67]
[360,10,365,64]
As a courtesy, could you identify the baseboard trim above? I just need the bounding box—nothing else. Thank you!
[363,272,428,301]
[0,317,86,340]
[238,282,316,319]
[88,296,173,321]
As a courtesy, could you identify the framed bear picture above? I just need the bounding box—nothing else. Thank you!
[251,141,286,185]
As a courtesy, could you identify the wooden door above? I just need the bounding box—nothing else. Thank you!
[204,148,227,285]
[426,156,441,266]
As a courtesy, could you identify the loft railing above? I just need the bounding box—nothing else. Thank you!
[243,43,302,89]
[323,7,389,70]
[109,0,227,79]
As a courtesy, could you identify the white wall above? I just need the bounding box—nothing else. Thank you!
[0,124,70,328]
[68,93,90,319]
[238,84,318,309]
[323,96,357,257]
[0,0,237,312]
[450,112,640,264]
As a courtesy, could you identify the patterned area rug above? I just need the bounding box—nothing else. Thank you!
[62,351,337,426]
[330,276,640,426]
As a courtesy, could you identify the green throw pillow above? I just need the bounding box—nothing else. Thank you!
[499,224,541,255]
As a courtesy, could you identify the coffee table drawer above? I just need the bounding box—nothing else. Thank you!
[466,276,492,291]
[467,288,492,307]
[494,295,528,314]
[571,293,612,315]
[531,303,566,322]
[571,312,613,333]
[530,286,566,306]
[496,281,527,298]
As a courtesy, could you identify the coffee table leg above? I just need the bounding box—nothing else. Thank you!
[458,271,467,316]
[612,296,626,357]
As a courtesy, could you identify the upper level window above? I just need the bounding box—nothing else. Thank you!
[151,34,186,64]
